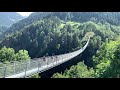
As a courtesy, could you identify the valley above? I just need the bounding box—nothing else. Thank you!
[0,12,120,78]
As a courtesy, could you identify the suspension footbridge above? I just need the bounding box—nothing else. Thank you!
[0,37,90,78]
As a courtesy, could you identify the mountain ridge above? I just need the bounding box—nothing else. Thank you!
[0,12,25,27]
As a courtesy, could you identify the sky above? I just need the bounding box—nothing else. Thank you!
[17,12,33,16]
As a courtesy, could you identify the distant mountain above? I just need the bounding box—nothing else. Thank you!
[0,12,51,39]
[0,12,119,39]
[0,12,25,27]
[0,12,25,37]
[2,12,120,38]
[1,12,120,36]
[7,12,51,32]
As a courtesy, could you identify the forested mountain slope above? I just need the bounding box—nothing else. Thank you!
[1,12,120,78]
[0,12,24,27]
[1,13,120,59]
[0,12,25,38]
[2,12,120,39]
[52,38,120,78]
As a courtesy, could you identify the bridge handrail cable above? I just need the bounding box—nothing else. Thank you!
[0,37,90,78]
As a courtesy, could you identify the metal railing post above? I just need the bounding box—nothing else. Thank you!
[56,56,57,64]
[24,62,28,78]
[3,66,7,78]
[0,38,90,78]
[38,60,40,72]
[46,58,48,68]
[14,62,16,74]
[62,56,63,61]
[52,56,55,65]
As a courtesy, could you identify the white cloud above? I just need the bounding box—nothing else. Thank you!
[17,12,33,16]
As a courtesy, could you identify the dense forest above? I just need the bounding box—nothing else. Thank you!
[1,12,120,78]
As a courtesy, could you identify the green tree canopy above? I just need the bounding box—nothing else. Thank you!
[0,46,31,63]
[15,50,31,61]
